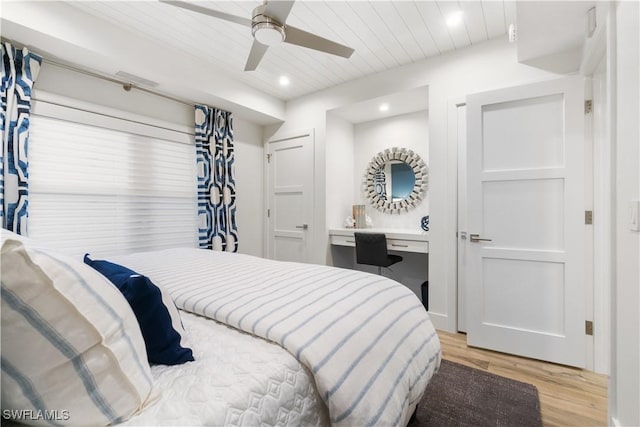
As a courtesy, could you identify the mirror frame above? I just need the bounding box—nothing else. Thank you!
[363,147,429,214]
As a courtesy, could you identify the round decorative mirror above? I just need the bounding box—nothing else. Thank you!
[363,147,428,214]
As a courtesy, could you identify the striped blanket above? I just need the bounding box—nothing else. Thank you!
[111,248,441,427]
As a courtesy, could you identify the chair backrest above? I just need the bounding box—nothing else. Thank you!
[354,232,389,267]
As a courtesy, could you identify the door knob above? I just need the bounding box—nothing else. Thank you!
[295,224,309,230]
[470,233,492,242]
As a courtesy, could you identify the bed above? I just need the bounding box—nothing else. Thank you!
[1,235,441,426]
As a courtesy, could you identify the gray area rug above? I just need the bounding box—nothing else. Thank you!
[410,360,542,427]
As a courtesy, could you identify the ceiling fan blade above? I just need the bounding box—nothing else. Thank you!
[244,40,269,71]
[264,1,295,24]
[160,1,252,27]
[284,26,354,58]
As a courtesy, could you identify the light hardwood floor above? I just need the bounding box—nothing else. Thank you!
[437,331,608,427]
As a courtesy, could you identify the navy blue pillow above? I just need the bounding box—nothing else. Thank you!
[84,255,194,365]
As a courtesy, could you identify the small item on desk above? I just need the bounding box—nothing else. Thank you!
[365,215,373,228]
[353,204,366,229]
[345,214,372,228]
[421,215,430,232]
[344,216,355,228]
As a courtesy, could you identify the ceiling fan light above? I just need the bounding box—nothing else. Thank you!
[252,22,285,46]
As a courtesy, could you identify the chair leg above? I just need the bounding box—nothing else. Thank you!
[377,266,382,275]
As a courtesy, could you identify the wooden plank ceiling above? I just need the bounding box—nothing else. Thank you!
[68,1,515,101]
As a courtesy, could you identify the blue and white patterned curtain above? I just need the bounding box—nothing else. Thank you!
[195,105,238,252]
[1,43,42,234]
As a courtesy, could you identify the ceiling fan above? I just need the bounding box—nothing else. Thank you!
[160,0,355,71]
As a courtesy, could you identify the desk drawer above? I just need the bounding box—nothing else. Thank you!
[330,235,428,254]
[331,235,357,247]
[387,239,428,254]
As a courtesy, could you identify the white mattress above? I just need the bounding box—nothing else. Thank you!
[120,311,329,426]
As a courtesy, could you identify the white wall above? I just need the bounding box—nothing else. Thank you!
[233,120,264,257]
[353,111,429,229]
[34,62,265,257]
[610,1,640,425]
[267,37,562,331]
[325,113,355,231]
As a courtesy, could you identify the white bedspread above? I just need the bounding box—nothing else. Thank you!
[121,311,328,426]
[112,248,441,427]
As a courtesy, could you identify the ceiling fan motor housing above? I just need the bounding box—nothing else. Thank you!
[251,4,286,45]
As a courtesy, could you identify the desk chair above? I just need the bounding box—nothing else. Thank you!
[354,232,403,275]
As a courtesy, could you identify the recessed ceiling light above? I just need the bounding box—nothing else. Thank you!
[446,10,464,27]
[279,76,290,86]
[379,103,389,112]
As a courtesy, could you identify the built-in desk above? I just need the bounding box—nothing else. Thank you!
[329,228,429,254]
[329,227,429,306]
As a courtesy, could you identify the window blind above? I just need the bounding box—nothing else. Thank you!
[28,105,198,259]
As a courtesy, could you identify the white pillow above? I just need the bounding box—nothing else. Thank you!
[1,236,157,426]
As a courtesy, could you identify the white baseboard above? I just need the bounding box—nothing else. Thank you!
[427,312,453,332]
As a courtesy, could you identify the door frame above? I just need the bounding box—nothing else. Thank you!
[263,128,315,261]
[451,98,467,333]
[450,77,611,372]
[587,54,613,375]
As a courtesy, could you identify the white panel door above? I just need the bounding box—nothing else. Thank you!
[267,132,314,263]
[466,77,586,367]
